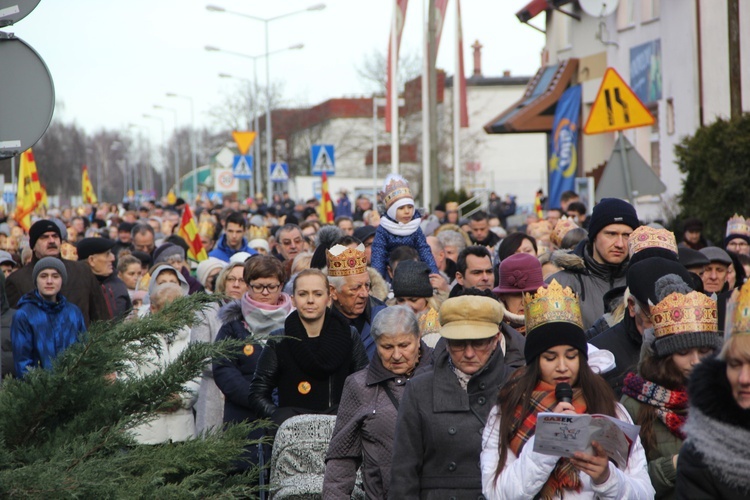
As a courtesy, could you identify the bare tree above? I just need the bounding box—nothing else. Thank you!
[357,49,423,94]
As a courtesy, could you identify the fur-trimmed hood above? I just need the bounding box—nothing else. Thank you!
[218,299,243,324]
[367,266,389,302]
[550,248,586,273]
[682,357,750,494]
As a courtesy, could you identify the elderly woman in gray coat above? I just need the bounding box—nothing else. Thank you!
[389,295,512,499]
[323,306,433,499]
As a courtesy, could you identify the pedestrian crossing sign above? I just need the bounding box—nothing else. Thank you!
[584,68,655,135]
[311,144,335,176]
[270,162,289,182]
[232,154,253,179]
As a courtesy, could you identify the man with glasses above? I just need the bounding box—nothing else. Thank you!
[724,214,750,256]
[390,295,510,498]
[326,244,386,359]
[591,256,694,396]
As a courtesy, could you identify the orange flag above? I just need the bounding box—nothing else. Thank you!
[14,149,43,231]
[179,204,208,262]
[319,172,334,224]
[82,165,98,204]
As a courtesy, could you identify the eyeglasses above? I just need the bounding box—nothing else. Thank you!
[249,282,281,293]
[446,337,496,352]
[728,241,750,248]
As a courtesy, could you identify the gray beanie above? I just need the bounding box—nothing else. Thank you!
[392,260,433,298]
[33,257,68,286]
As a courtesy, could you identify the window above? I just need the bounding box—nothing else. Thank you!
[556,10,573,51]
[617,0,636,30]
[642,0,660,23]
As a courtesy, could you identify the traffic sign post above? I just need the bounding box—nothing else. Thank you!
[270,162,289,182]
[584,68,655,135]
[232,131,257,155]
[311,144,335,176]
[232,155,253,180]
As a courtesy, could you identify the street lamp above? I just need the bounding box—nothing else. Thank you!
[153,104,180,195]
[143,113,167,199]
[206,43,303,200]
[166,92,198,201]
[206,3,325,201]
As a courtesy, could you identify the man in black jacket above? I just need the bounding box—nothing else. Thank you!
[77,237,132,320]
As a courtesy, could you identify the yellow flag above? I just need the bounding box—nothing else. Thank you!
[82,165,98,204]
[167,189,177,205]
[179,204,208,262]
[40,184,49,208]
[14,149,43,231]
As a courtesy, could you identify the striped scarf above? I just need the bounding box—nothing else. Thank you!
[622,372,688,439]
[509,380,587,500]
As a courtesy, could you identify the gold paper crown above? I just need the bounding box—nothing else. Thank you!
[728,280,750,336]
[326,244,367,277]
[628,226,678,257]
[527,220,553,241]
[726,214,750,238]
[523,280,583,332]
[551,218,578,247]
[650,291,718,338]
[418,307,441,335]
[382,175,413,209]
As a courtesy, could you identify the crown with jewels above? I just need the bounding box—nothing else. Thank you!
[726,279,750,337]
[550,218,578,247]
[628,225,678,257]
[382,174,413,210]
[326,244,367,277]
[726,214,750,238]
[650,291,718,338]
[523,280,583,332]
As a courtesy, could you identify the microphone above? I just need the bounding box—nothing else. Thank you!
[555,382,573,404]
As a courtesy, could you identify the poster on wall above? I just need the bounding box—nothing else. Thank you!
[630,39,662,105]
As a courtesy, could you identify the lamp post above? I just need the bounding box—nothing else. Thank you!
[206,3,325,202]
[143,113,167,199]
[206,44,303,201]
[153,104,180,195]
[166,92,198,201]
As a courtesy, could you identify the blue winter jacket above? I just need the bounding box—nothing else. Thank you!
[11,290,87,378]
[370,213,439,280]
[208,234,258,262]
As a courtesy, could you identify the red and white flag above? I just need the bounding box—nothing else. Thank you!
[385,0,409,133]
[434,0,449,50]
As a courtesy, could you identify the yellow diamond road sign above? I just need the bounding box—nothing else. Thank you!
[583,68,655,135]
[232,131,257,155]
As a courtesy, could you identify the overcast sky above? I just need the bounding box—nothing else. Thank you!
[9,0,544,145]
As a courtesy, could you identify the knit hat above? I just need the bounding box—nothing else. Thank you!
[523,280,587,364]
[33,256,68,286]
[229,252,253,264]
[439,296,503,340]
[248,238,270,253]
[649,274,721,357]
[626,256,693,306]
[353,225,377,244]
[0,250,16,266]
[493,253,546,294]
[724,214,750,247]
[382,174,414,220]
[196,257,225,287]
[29,220,62,249]
[76,237,116,261]
[587,198,639,243]
[152,243,186,264]
[392,260,433,298]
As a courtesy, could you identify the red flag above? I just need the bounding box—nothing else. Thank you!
[385,0,409,133]
[319,172,334,224]
[434,0,449,50]
[457,0,469,127]
[179,204,208,262]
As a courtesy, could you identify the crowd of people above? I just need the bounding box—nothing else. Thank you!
[1,177,749,500]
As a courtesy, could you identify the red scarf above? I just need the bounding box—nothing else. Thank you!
[622,372,688,439]
[509,380,587,500]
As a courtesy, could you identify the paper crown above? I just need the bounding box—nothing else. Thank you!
[650,291,718,338]
[326,244,367,277]
[418,307,441,336]
[628,225,678,257]
[523,280,583,332]
[382,174,413,210]
[551,218,578,247]
[527,220,553,242]
[726,279,750,337]
[726,214,750,238]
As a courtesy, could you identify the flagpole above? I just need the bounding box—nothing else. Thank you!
[390,2,399,175]
[453,0,461,194]
[421,0,431,209]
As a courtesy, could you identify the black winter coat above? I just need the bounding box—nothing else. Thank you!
[676,357,750,499]
[590,312,641,397]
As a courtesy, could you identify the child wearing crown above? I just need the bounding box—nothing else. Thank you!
[370,174,438,280]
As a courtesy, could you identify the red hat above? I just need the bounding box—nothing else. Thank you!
[493,253,546,294]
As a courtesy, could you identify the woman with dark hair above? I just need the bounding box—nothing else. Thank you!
[481,280,653,499]
[621,275,722,499]
[497,232,538,262]
[726,250,747,290]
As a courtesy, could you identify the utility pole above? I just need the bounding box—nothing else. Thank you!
[428,0,440,206]
[728,0,742,119]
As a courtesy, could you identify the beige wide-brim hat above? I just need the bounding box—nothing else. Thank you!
[439,296,504,339]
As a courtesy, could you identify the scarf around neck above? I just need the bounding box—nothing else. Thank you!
[622,372,688,439]
[509,380,587,500]
[240,292,293,337]
[379,215,421,237]
[283,308,353,378]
